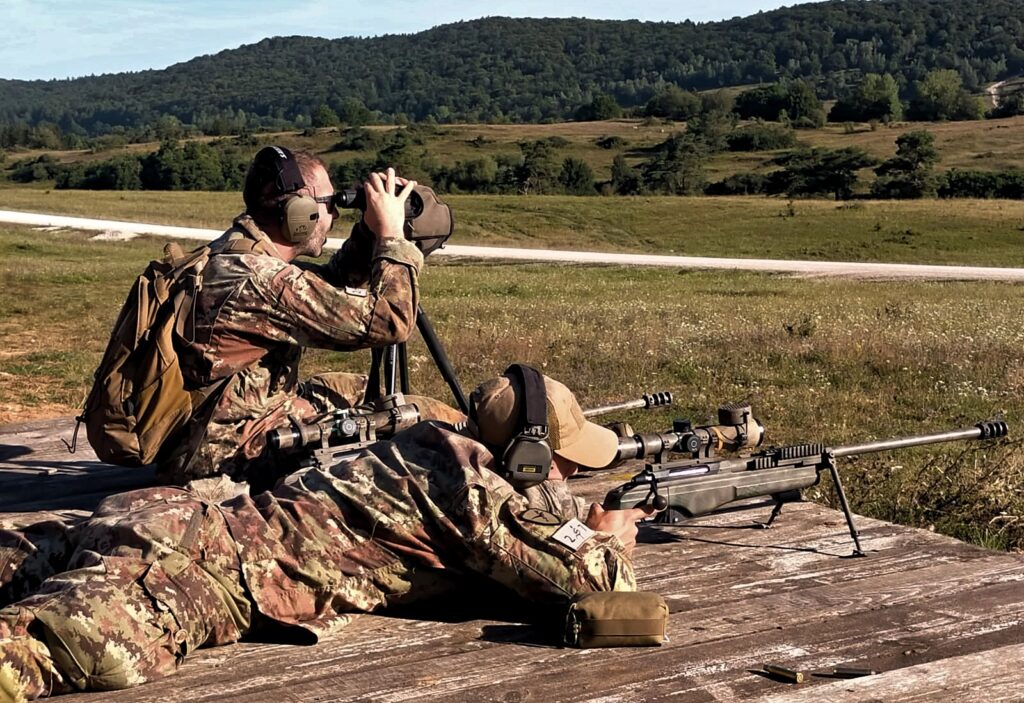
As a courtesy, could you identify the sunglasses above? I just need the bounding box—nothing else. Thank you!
[313,194,339,209]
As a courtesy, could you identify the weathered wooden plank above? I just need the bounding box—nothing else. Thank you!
[68,576,1024,702]
[0,469,158,511]
[58,546,1024,702]
[629,510,998,615]
[0,417,156,511]
[304,578,1024,703]
[756,642,1024,703]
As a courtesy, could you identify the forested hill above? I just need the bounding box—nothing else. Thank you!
[3,0,1023,133]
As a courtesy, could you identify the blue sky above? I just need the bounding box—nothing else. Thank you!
[1,0,795,81]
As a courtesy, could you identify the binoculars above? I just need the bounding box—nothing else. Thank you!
[336,183,454,254]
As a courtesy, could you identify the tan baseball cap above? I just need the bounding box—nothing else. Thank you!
[470,372,618,469]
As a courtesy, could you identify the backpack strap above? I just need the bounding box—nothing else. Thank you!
[221,237,260,255]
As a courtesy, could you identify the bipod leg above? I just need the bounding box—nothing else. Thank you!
[417,306,469,414]
[826,452,865,557]
[756,490,799,530]
[760,500,785,530]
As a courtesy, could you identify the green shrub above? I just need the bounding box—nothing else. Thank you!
[726,123,797,151]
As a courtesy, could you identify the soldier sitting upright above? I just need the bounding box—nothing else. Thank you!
[157,146,445,486]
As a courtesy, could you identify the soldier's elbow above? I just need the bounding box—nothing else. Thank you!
[367,304,416,345]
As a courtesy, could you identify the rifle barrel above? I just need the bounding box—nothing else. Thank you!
[832,422,1007,458]
[583,391,672,418]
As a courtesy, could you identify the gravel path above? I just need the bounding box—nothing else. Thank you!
[3,209,1023,281]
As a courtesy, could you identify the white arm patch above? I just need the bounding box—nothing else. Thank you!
[551,518,595,551]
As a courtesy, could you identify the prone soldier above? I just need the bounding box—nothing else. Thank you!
[0,370,654,700]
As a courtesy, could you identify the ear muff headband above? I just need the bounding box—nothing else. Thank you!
[255,145,305,196]
[252,145,320,243]
[502,363,553,485]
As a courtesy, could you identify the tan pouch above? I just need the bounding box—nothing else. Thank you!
[564,592,668,648]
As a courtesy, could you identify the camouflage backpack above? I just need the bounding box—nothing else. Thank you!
[76,238,254,466]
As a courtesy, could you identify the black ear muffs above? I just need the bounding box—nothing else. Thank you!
[501,364,553,485]
[251,145,320,243]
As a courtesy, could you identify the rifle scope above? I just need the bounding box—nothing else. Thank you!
[267,402,420,453]
[613,403,765,464]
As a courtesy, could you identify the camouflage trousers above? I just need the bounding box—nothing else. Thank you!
[0,483,253,699]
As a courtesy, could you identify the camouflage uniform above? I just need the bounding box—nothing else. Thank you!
[158,215,424,486]
[0,422,634,699]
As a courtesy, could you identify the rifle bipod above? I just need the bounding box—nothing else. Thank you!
[825,451,866,557]
[364,305,470,414]
[755,455,865,557]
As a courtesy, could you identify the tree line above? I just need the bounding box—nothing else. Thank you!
[8,121,1021,201]
[2,0,1024,135]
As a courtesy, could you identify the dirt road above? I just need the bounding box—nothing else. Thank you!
[2,209,1023,281]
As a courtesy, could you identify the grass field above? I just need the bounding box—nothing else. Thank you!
[2,188,1023,267]
[1,223,1021,550]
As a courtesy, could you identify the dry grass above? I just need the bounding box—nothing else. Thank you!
[800,115,1024,172]
[1,223,1021,549]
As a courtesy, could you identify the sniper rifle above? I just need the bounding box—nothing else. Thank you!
[600,404,1008,557]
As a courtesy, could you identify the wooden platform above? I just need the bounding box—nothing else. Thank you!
[2,417,1023,702]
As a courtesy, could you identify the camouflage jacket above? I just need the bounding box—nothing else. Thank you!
[159,216,423,480]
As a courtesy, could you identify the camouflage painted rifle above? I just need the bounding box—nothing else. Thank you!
[601,405,1008,556]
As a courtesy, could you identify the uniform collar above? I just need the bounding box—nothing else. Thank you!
[231,214,286,258]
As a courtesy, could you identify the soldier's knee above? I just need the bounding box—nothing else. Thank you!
[301,372,369,411]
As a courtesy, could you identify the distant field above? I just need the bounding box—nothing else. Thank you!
[803,116,1024,173]
[1,223,1020,549]
[7,115,1024,184]
[1,187,1023,267]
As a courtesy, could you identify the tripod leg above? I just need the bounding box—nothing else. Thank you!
[417,307,469,414]
[383,345,398,396]
[398,342,410,394]
[363,347,384,404]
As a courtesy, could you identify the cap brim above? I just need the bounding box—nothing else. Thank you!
[553,420,619,469]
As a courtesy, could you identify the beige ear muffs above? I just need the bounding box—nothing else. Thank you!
[281,194,320,242]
